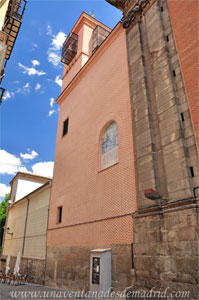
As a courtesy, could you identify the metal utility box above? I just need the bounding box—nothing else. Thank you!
[90,248,112,292]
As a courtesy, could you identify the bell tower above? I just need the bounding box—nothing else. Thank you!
[61,12,111,91]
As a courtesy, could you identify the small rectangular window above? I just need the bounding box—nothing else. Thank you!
[181,113,185,122]
[190,167,194,178]
[57,206,62,223]
[63,118,69,136]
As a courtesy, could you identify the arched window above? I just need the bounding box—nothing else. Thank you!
[101,121,118,170]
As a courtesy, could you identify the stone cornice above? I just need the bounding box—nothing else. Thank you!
[106,0,126,11]
[133,198,199,218]
[122,0,152,28]
[71,12,111,35]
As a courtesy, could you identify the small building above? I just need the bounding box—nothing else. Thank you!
[1,173,51,284]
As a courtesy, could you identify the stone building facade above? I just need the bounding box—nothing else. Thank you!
[106,0,199,298]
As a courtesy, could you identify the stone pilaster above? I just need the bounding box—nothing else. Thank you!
[106,0,199,296]
[123,0,199,209]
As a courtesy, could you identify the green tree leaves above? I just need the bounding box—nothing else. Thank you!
[0,194,10,252]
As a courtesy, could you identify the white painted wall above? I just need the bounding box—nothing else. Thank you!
[0,0,9,30]
[11,176,47,203]
[15,178,44,202]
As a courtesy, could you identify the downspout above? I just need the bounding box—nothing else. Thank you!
[43,181,52,285]
[22,197,30,256]
[43,206,50,285]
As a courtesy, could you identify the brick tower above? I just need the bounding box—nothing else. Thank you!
[46,12,137,291]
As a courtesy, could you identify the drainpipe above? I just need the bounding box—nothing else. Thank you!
[43,181,52,285]
[43,207,50,285]
[22,197,30,256]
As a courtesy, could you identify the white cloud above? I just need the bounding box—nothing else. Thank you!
[32,161,54,178]
[35,83,41,91]
[0,150,22,175]
[3,91,14,101]
[50,97,54,107]
[20,149,38,160]
[48,109,55,117]
[47,28,66,68]
[0,150,54,183]
[32,43,38,49]
[24,82,30,92]
[48,52,60,68]
[18,62,46,76]
[0,184,10,197]
[0,149,30,176]
[47,25,52,36]
[18,166,29,173]
[32,60,40,66]
[52,32,66,50]
[55,75,62,87]
[16,82,30,95]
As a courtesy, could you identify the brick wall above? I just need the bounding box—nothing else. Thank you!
[47,23,137,290]
[48,24,137,247]
[168,0,199,150]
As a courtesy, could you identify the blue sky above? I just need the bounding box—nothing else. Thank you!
[0,0,122,200]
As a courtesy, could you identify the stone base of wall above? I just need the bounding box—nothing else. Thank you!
[132,202,199,299]
[0,256,45,285]
[45,244,133,291]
